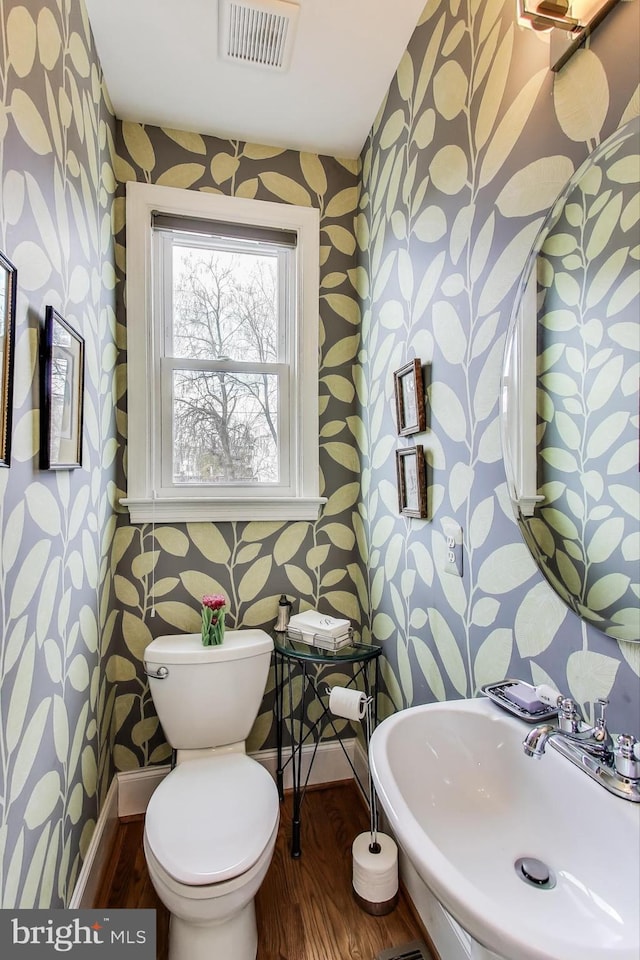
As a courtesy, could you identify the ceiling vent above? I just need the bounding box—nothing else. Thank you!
[219,0,300,72]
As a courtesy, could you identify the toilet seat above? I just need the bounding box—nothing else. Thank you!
[145,753,279,886]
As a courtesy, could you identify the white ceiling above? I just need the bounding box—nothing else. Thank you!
[84,0,426,159]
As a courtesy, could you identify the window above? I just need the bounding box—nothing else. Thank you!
[123,183,324,522]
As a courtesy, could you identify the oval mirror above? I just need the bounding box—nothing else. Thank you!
[503,116,639,643]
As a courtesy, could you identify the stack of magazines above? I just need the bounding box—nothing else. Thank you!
[287,610,353,651]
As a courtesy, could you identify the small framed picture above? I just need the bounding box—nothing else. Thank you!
[394,358,425,436]
[40,307,84,469]
[0,251,17,467]
[396,445,427,518]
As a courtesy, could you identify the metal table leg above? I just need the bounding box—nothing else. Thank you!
[275,651,284,800]
[290,659,308,858]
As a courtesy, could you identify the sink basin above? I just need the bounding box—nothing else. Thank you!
[369,698,640,960]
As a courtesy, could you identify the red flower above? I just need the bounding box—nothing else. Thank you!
[202,594,226,611]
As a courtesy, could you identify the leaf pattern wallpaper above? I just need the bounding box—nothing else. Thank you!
[0,0,639,914]
[108,128,364,768]
[356,0,640,730]
[523,119,639,643]
[0,0,117,908]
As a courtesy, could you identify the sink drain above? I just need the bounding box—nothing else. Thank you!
[515,857,556,889]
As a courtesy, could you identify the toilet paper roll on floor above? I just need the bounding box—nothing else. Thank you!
[329,685,367,722]
[352,832,398,914]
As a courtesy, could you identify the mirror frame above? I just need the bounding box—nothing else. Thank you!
[502,115,640,642]
[0,250,17,468]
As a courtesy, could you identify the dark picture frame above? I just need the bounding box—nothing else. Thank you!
[394,358,425,436]
[40,307,84,469]
[396,445,427,518]
[0,251,17,467]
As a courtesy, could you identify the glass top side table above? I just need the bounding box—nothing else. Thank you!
[273,631,382,858]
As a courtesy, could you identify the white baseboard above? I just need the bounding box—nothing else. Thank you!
[69,778,119,909]
[258,736,360,791]
[117,736,362,818]
[117,764,172,818]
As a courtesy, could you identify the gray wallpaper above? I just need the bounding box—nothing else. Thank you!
[0,0,117,908]
[0,0,638,915]
[356,0,640,734]
[522,119,639,643]
[108,126,364,767]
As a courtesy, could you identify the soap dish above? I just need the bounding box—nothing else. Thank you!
[481,680,559,723]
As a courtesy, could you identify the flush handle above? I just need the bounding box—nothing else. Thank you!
[145,665,169,680]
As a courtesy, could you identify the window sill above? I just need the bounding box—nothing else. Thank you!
[121,496,327,523]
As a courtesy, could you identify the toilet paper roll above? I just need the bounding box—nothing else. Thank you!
[352,832,398,904]
[329,685,367,722]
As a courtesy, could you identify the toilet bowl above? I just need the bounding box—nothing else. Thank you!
[143,631,279,960]
[144,754,279,960]
[144,826,278,960]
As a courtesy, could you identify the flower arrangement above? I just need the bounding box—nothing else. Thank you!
[201,594,227,646]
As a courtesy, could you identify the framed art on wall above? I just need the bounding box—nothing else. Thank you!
[394,358,425,436]
[396,445,427,518]
[40,307,85,469]
[0,251,17,467]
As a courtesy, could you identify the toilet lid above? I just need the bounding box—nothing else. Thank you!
[145,754,279,885]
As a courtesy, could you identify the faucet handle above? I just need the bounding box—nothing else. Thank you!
[558,697,580,734]
[593,698,610,740]
[615,734,640,780]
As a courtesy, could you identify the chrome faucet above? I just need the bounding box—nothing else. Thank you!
[523,696,640,802]
[523,697,613,761]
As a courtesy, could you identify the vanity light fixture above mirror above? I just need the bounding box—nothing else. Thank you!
[517,0,620,71]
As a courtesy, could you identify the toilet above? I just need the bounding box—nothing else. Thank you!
[143,630,279,960]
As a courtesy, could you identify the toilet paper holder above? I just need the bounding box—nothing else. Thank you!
[323,683,372,705]
[326,684,380,853]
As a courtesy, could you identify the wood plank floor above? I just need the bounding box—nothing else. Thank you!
[94,781,435,960]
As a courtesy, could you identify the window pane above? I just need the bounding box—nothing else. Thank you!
[171,243,279,363]
[172,369,279,483]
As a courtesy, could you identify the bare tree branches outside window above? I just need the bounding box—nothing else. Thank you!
[170,243,281,484]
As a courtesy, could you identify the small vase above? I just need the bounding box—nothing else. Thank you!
[201,608,225,646]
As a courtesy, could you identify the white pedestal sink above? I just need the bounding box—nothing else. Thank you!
[369,698,640,960]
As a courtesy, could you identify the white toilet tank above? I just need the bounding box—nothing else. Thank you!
[144,630,273,750]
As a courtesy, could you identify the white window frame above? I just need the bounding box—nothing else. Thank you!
[155,229,293,495]
[123,181,325,522]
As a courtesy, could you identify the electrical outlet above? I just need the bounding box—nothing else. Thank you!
[442,519,463,577]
